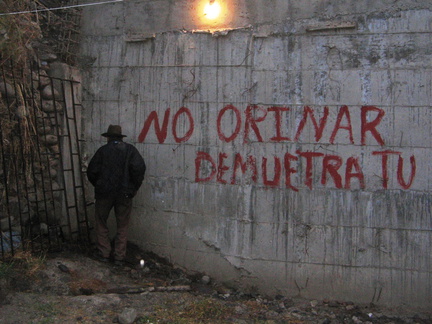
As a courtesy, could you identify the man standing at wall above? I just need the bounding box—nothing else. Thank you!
[87,125,146,266]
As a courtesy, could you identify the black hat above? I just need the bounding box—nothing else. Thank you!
[101,125,127,138]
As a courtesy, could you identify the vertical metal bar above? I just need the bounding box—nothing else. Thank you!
[0,64,14,258]
[9,61,43,253]
[38,69,68,250]
[60,78,84,241]
[18,63,39,251]
[70,82,91,243]
[47,77,74,240]
[31,63,58,251]
[4,61,27,255]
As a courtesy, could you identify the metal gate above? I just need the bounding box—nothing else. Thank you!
[0,60,91,259]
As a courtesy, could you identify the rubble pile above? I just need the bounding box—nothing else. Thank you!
[0,244,430,323]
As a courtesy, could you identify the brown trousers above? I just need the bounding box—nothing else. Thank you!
[94,195,132,261]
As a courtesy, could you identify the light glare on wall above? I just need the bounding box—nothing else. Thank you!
[204,0,221,20]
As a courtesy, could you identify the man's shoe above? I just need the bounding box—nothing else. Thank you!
[93,251,110,263]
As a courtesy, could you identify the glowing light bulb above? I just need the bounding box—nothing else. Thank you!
[204,0,221,20]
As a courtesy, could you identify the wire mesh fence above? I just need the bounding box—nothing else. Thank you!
[0,60,91,259]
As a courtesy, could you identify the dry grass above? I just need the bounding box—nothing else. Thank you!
[182,298,232,321]
[0,4,46,232]
[0,0,41,196]
[0,0,42,67]
[0,250,46,286]
[142,297,233,323]
[7,250,46,278]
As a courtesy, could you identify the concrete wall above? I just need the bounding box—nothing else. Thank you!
[79,0,432,308]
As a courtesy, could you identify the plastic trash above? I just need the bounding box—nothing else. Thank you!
[1,231,21,253]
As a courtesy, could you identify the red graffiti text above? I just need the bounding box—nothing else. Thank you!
[195,150,416,190]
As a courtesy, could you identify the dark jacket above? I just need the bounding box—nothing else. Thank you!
[87,140,146,199]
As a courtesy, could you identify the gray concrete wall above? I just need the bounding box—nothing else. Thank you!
[79,0,432,308]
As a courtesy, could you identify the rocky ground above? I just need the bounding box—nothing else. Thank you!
[0,244,430,324]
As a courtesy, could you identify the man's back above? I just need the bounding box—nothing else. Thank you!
[87,140,146,199]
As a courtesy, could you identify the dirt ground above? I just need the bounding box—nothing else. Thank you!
[0,244,431,324]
